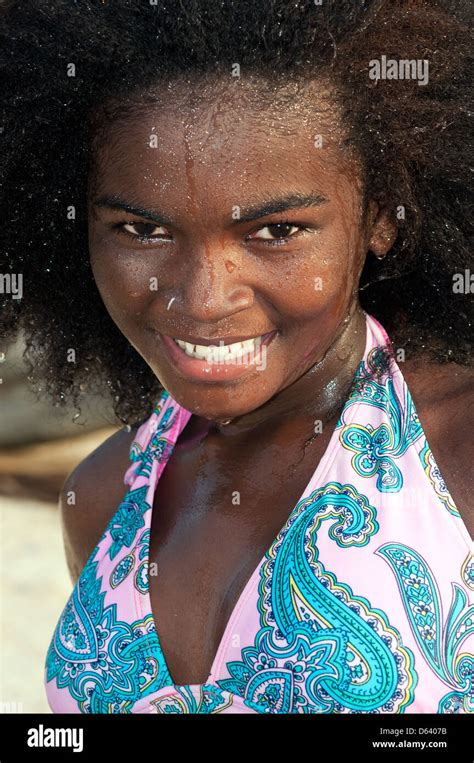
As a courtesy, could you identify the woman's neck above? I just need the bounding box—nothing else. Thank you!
[200,304,367,440]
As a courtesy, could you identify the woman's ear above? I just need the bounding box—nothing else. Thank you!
[367,201,398,259]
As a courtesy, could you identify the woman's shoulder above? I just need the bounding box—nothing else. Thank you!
[400,355,473,397]
[59,425,139,584]
[400,357,473,428]
[401,356,474,537]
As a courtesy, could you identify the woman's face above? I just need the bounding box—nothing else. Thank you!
[88,77,394,420]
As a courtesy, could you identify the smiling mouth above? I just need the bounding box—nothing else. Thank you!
[172,334,270,362]
[154,328,278,381]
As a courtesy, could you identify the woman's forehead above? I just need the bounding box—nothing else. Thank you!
[94,73,344,149]
[90,75,356,195]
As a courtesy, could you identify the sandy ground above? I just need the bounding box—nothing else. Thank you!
[0,495,71,713]
[0,497,72,713]
[0,425,117,713]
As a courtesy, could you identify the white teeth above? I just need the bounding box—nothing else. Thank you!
[193,344,209,361]
[174,335,264,362]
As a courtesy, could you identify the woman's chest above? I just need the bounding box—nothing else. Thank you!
[141,446,472,707]
[139,390,473,695]
[146,436,329,686]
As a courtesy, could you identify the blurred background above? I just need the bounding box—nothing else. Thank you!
[0,333,119,712]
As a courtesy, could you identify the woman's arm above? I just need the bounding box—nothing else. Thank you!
[59,427,138,584]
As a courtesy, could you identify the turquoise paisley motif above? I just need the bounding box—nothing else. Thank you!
[45,550,170,712]
[109,528,150,590]
[46,482,172,712]
[135,400,177,480]
[418,440,460,519]
[128,390,170,468]
[338,352,423,492]
[377,543,474,714]
[217,482,417,713]
[108,486,149,561]
[150,684,237,714]
[109,553,135,589]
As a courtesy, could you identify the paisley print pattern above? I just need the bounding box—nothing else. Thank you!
[109,553,135,589]
[419,440,460,518]
[135,405,177,480]
[461,553,474,592]
[44,313,473,714]
[45,549,169,713]
[107,486,149,561]
[377,544,474,713]
[110,528,149,590]
[218,483,416,713]
[338,352,423,492]
[150,684,237,714]
[134,561,149,595]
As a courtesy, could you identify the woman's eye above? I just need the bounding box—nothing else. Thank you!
[248,222,305,245]
[118,222,169,240]
[114,220,306,246]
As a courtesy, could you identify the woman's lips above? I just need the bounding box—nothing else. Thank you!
[155,330,278,382]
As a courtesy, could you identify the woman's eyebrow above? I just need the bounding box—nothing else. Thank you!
[92,191,328,226]
[234,192,328,223]
[93,195,174,226]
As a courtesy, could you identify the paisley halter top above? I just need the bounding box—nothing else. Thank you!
[44,313,474,714]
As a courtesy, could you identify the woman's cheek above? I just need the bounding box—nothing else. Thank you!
[89,245,159,325]
[265,243,353,321]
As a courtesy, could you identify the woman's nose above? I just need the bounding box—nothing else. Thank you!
[177,251,254,324]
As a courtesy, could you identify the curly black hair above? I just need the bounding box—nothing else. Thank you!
[0,0,472,427]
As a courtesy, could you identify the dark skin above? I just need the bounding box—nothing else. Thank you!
[62,77,474,686]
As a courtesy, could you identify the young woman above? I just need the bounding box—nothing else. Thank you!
[1,0,472,714]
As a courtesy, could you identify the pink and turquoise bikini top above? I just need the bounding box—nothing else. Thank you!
[44,313,474,714]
